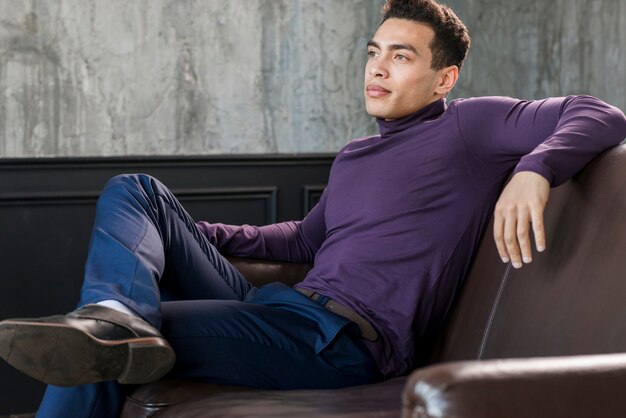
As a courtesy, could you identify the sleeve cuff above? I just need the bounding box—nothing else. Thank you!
[513,159,556,186]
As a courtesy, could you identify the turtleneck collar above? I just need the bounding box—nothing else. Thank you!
[376,98,447,139]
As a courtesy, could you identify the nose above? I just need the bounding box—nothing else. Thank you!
[369,65,388,78]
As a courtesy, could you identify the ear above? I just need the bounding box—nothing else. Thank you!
[434,65,459,96]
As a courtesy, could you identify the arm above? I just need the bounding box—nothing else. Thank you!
[196,190,328,264]
[458,95,626,267]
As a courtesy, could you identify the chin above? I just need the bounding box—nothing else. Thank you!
[365,104,392,119]
[368,110,398,120]
[366,111,385,118]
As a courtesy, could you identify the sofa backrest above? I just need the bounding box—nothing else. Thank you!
[428,145,626,365]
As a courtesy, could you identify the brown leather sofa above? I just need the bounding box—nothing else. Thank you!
[121,144,626,418]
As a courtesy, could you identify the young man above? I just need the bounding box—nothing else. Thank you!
[2,0,625,416]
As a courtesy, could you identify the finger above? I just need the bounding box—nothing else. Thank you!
[530,206,546,252]
[516,208,532,264]
[493,209,509,263]
[503,206,522,268]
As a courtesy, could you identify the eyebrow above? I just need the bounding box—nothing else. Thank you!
[367,40,418,55]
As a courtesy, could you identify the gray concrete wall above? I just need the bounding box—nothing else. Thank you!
[0,0,382,156]
[448,0,626,108]
[0,0,624,157]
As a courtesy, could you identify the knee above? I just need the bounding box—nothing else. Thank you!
[99,174,159,204]
[104,173,152,188]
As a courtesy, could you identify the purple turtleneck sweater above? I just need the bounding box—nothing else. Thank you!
[198,95,626,377]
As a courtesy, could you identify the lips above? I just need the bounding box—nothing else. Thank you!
[366,84,391,98]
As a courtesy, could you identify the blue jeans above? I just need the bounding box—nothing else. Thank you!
[36,174,381,418]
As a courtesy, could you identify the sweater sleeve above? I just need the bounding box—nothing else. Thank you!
[456,95,626,186]
[196,189,328,263]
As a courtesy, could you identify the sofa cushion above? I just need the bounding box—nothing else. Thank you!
[121,377,406,418]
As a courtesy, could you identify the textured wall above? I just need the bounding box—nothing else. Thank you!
[0,0,381,157]
[447,0,626,108]
[0,0,624,157]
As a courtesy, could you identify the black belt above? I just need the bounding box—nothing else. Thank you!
[296,288,378,341]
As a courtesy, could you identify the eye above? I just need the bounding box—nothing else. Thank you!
[367,50,379,58]
[395,54,408,61]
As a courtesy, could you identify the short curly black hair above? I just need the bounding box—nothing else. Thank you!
[381,0,471,70]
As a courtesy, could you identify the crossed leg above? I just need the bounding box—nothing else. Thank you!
[28,174,380,418]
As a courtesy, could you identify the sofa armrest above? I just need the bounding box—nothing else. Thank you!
[225,256,312,287]
[402,353,626,418]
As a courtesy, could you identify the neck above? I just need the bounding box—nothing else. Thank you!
[376,98,447,139]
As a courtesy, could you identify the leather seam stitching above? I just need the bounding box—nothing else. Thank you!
[477,263,512,359]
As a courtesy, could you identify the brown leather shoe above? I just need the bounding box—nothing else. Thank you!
[0,304,175,386]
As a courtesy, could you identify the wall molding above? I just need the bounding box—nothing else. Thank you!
[0,187,279,224]
[0,153,335,168]
[174,187,278,224]
[302,184,326,217]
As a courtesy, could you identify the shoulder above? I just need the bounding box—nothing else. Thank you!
[449,96,557,129]
[450,95,605,116]
[449,96,526,112]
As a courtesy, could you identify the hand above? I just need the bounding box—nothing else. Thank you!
[493,171,550,268]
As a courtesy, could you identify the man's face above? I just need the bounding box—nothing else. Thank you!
[364,18,443,120]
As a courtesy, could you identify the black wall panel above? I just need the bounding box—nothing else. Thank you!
[0,154,333,415]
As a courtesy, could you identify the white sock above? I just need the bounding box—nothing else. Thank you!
[96,300,138,318]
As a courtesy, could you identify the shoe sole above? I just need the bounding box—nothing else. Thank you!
[0,320,176,386]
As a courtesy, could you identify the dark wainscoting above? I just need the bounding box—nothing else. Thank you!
[0,154,333,415]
